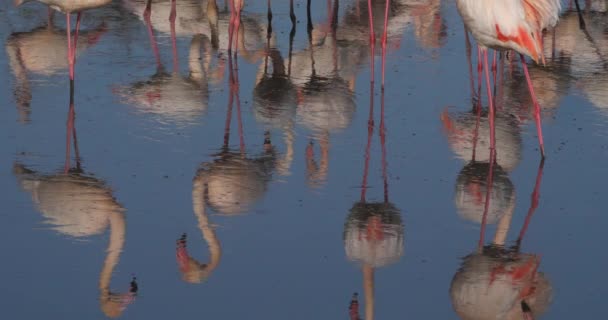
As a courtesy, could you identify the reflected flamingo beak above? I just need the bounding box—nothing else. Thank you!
[521,301,534,320]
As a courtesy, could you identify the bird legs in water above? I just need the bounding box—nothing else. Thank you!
[367,0,391,88]
[573,0,586,30]
[227,0,242,55]
[520,54,546,158]
[65,12,82,81]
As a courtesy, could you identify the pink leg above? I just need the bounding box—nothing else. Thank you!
[492,50,497,94]
[169,0,179,73]
[233,10,241,57]
[520,54,546,158]
[66,14,75,81]
[380,0,390,89]
[143,0,152,20]
[64,94,75,173]
[367,0,375,83]
[72,12,82,62]
[483,50,496,155]
[379,84,388,203]
[477,46,482,101]
[478,150,496,250]
[144,9,162,69]
[464,28,475,102]
[471,100,482,162]
[361,81,375,202]
[516,159,545,247]
[228,0,235,52]
[232,56,245,153]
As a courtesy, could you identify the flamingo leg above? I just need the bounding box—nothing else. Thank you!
[381,0,390,89]
[516,158,545,248]
[574,0,586,30]
[290,0,296,26]
[232,55,245,153]
[361,81,375,202]
[520,54,546,158]
[483,50,496,156]
[477,46,483,102]
[144,6,162,69]
[233,6,241,58]
[266,0,273,39]
[464,28,476,104]
[307,0,313,33]
[492,50,497,97]
[367,0,375,82]
[64,82,76,173]
[224,56,235,148]
[478,149,496,250]
[66,13,75,81]
[143,0,152,19]
[170,0,179,73]
[228,0,235,53]
[380,84,388,203]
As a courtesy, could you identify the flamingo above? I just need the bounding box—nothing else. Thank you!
[5,19,106,123]
[449,159,552,320]
[455,0,561,158]
[13,79,137,318]
[344,84,403,320]
[14,0,112,81]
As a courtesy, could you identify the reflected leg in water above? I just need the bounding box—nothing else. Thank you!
[478,150,496,250]
[574,0,586,29]
[519,54,546,158]
[367,0,375,82]
[483,49,496,157]
[143,0,152,19]
[170,0,179,73]
[516,159,545,249]
[64,81,75,173]
[66,13,83,81]
[381,0,390,89]
[361,82,375,201]
[380,87,388,202]
[290,0,296,26]
[144,6,162,69]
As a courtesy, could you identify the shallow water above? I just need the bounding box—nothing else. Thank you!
[1,0,607,319]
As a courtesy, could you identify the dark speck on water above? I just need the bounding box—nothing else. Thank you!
[1,1,607,319]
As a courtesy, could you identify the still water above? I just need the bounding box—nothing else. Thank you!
[1,0,607,319]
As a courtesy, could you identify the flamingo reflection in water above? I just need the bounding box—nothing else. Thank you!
[345,61,403,320]
[114,26,212,125]
[176,54,278,281]
[6,16,106,123]
[287,0,357,188]
[252,10,298,177]
[541,8,608,119]
[13,81,137,318]
[450,157,552,320]
[14,0,112,81]
[194,54,277,216]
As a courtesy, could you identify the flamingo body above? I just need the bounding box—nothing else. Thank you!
[15,0,111,13]
[456,0,560,63]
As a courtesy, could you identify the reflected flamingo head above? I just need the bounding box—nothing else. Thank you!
[100,277,138,318]
[176,233,213,284]
[344,202,404,268]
